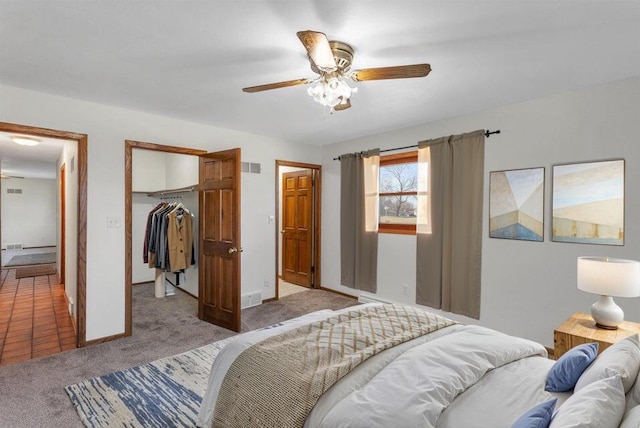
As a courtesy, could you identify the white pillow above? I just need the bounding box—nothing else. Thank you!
[620,405,640,428]
[549,375,625,428]
[575,334,640,393]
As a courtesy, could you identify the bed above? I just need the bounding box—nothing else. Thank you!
[196,303,640,428]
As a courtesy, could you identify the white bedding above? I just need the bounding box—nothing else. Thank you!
[197,304,559,428]
[308,324,547,427]
[436,356,571,427]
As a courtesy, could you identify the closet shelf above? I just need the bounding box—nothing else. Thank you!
[140,185,199,197]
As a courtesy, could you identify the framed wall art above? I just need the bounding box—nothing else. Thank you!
[552,159,624,245]
[489,167,544,242]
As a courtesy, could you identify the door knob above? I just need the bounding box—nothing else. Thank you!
[228,247,243,254]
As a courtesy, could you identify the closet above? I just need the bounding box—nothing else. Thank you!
[132,149,199,298]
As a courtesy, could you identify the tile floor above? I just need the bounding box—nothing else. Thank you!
[279,279,309,297]
[0,268,76,365]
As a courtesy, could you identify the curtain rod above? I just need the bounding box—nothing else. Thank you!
[332,129,500,161]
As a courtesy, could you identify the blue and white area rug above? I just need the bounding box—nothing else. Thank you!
[65,337,233,427]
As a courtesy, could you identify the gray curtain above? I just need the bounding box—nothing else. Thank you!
[416,130,484,319]
[340,149,380,292]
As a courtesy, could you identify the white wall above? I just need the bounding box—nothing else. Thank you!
[132,150,167,191]
[321,77,640,348]
[1,84,321,341]
[165,153,199,189]
[57,141,79,317]
[1,177,57,248]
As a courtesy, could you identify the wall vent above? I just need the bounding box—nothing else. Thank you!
[241,162,261,174]
[6,244,23,250]
[241,290,262,309]
[7,188,22,194]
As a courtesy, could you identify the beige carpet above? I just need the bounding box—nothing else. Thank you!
[0,283,358,427]
[15,264,57,278]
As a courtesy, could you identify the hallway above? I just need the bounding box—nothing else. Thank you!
[0,268,76,365]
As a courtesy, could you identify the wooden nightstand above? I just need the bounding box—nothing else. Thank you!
[553,312,640,359]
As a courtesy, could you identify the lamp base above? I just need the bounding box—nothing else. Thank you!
[595,322,618,330]
[591,295,624,330]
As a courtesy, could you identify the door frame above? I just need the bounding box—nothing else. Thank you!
[275,160,322,298]
[59,163,66,285]
[0,121,88,346]
[124,140,207,337]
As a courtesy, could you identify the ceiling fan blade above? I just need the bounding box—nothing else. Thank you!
[351,64,431,81]
[242,78,311,93]
[297,30,337,73]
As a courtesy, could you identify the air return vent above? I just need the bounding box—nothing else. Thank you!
[241,162,261,174]
[7,188,23,194]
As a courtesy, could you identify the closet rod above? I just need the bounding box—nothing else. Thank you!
[146,184,198,197]
[332,129,500,161]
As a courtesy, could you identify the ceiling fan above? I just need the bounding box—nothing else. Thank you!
[242,30,431,112]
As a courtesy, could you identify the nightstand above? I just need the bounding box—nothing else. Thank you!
[553,312,640,359]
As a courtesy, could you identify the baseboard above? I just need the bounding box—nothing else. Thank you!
[174,285,197,299]
[319,286,358,300]
[262,297,277,303]
[23,245,56,249]
[61,291,78,334]
[132,279,197,299]
[84,332,128,346]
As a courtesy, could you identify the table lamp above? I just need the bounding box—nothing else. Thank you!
[577,256,640,329]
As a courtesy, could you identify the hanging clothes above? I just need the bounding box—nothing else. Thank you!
[147,203,172,269]
[167,204,194,272]
[143,202,165,263]
[144,201,195,272]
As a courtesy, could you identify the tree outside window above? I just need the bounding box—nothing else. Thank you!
[379,151,418,234]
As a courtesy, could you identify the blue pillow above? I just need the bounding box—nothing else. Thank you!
[546,343,598,392]
[511,398,557,428]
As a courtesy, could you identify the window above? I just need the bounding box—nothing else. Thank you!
[379,151,418,234]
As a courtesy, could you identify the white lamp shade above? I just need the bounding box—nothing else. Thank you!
[577,257,640,298]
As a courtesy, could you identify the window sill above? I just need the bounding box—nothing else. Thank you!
[378,226,416,236]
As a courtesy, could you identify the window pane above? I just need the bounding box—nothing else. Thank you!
[380,163,418,193]
[379,195,417,225]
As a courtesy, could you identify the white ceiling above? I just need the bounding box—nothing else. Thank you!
[1,0,640,153]
[0,133,66,179]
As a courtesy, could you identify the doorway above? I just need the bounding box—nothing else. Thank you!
[275,160,322,299]
[125,140,243,334]
[0,121,87,356]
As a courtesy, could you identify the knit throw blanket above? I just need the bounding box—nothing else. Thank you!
[212,304,456,428]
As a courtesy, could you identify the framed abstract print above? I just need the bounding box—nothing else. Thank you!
[552,159,624,245]
[489,167,544,242]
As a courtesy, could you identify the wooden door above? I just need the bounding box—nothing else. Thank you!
[198,148,241,332]
[281,169,313,287]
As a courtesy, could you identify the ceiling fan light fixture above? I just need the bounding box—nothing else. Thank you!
[307,76,357,112]
[11,136,40,146]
